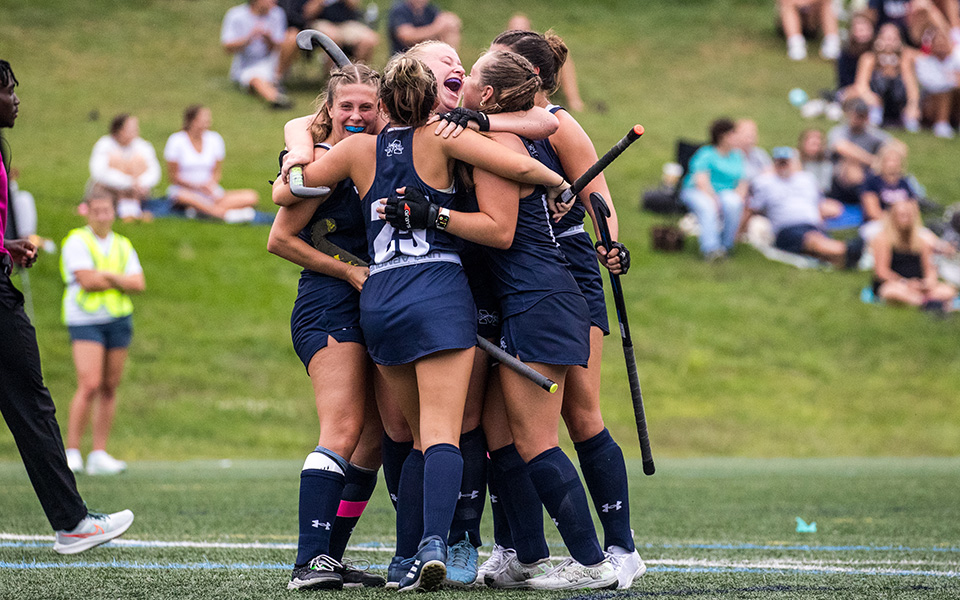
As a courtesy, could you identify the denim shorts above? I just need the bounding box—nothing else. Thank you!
[67,315,133,349]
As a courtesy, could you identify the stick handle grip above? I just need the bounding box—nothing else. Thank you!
[289,166,331,198]
[476,336,558,393]
[558,124,644,205]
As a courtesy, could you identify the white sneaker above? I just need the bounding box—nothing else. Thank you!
[526,556,619,590]
[223,207,256,224]
[820,34,841,60]
[486,555,553,589]
[65,449,83,474]
[800,99,826,119]
[824,101,844,121]
[85,450,127,476]
[933,121,956,139]
[477,544,513,585]
[53,510,135,554]
[606,546,646,589]
[787,35,807,61]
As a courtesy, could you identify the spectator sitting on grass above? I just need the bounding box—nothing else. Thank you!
[88,114,160,223]
[852,22,921,130]
[798,128,832,193]
[834,11,877,107]
[163,105,259,223]
[734,118,772,189]
[280,0,379,64]
[778,0,842,60]
[387,0,461,55]
[680,118,747,261]
[870,199,957,311]
[221,0,295,110]
[825,97,894,223]
[915,19,960,138]
[739,146,862,268]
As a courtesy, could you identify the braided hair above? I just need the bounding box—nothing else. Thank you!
[309,64,381,142]
[475,51,540,115]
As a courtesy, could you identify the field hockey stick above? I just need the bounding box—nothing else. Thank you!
[590,191,655,476]
[310,218,369,267]
[288,31,353,197]
[296,29,352,68]
[475,336,558,394]
[556,124,644,206]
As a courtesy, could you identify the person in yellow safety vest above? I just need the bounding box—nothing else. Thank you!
[59,187,145,476]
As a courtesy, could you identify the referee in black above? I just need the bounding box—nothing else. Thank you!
[1,59,134,554]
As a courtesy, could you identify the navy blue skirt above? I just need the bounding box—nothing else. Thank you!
[291,272,365,371]
[360,261,477,366]
[557,231,610,334]
[500,291,590,368]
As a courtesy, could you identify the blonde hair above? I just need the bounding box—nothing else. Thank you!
[882,201,923,254]
[380,54,437,128]
[475,50,541,114]
[874,143,908,174]
[308,64,381,143]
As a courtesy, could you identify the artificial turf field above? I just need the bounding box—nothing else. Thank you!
[2,458,958,599]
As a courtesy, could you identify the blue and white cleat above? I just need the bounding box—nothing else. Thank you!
[398,535,447,592]
[386,555,413,589]
[444,536,479,587]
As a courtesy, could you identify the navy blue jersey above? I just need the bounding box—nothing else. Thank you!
[295,144,371,271]
[530,104,586,235]
[483,137,579,318]
[362,126,461,264]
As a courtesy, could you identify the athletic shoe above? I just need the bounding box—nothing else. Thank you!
[606,545,646,589]
[787,35,807,61]
[340,561,386,588]
[223,207,256,224]
[53,510,134,554]
[444,537,479,587]
[933,122,956,139]
[287,554,344,590]
[85,450,126,476]
[820,34,841,60]
[65,449,83,474]
[485,555,554,589]
[526,556,619,591]
[397,535,446,592]
[477,544,514,585]
[385,555,413,589]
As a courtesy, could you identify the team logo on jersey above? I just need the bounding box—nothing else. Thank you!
[385,139,404,157]
[312,520,332,530]
[490,494,499,504]
[601,501,623,513]
[459,490,480,500]
[478,310,499,326]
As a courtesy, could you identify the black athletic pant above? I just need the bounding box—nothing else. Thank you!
[0,266,87,531]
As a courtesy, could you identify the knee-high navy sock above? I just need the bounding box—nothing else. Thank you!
[527,446,604,566]
[486,455,514,550]
[382,434,413,510]
[422,443,463,543]
[395,449,424,559]
[489,445,548,564]
[328,463,379,561]
[448,427,486,547]
[575,428,635,552]
[295,449,347,566]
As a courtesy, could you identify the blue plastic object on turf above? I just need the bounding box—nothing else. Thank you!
[796,517,817,533]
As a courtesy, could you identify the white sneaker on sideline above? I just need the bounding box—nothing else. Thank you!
[53,510,134,554]
[223,207,256,224]
[820,34,841,60]
[85,450,127,475]
[485,555,553,589]
[526,556,619,590]
[606,545,646,589]
[933,121,956,139]
[65,449,83,474]
[477,544,513,586]
[788,35,807,61]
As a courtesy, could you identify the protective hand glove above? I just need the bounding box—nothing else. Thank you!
[383,188,440,230]
[596,240,631,275]
[437,107,491,132]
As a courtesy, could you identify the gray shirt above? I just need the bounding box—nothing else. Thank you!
[826,123,891,162]
[749,171,824,235]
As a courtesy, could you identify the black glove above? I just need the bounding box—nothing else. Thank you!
[596,240,631,275]
[438,107,490,132]
[383,188,440,230]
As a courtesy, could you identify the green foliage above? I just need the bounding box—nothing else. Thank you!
[1,0,958,461]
